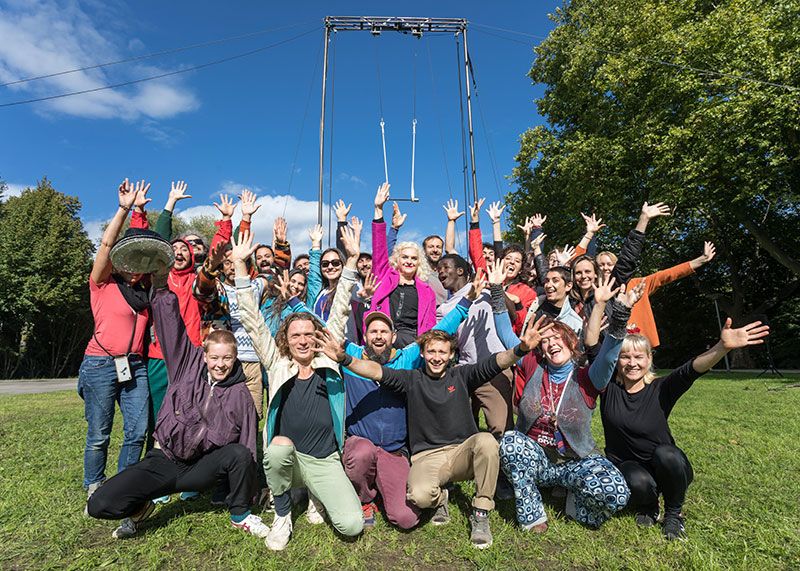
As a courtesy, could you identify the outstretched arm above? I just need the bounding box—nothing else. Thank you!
[443,199,464,255]
[327,221,363,340]
[156,180,191,240]
[693,318,769,373]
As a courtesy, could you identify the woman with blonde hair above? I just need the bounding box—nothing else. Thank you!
[600,320,769,541]
[371,183,437,347]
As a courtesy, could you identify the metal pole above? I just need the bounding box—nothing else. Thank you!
[317,23,331,225]
[713,298,731,372]
[462,26,478,203]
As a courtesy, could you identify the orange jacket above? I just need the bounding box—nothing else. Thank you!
[627,261,694,348]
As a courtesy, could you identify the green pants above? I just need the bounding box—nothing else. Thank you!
[264,443,363,537]
[146,358,169,449]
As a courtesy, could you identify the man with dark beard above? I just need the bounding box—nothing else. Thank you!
[335,273,484,530]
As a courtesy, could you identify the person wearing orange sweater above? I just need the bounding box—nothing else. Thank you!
[597,242,716,348]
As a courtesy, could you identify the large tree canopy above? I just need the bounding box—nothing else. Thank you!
[508,0,800,366]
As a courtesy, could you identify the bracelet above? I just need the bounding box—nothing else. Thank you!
[340,354,353,366]
[513,345,530,358]
[202,266,221,279]
[119,204,132,212]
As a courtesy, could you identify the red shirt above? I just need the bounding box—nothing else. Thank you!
[84,276,149,357]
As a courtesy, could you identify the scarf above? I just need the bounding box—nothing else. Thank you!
[113,274,150,312]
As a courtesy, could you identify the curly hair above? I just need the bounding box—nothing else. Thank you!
[615,334,656,385]
[274,313,323,358]
[390,241,433,281]
[535,320,583,364]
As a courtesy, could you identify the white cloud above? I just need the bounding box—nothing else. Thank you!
[337,172,367,186]
[83,218,105,248]
[0,0,199,135]
[2,182,30,199]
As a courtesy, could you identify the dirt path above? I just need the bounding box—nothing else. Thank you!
[0,378,77,395]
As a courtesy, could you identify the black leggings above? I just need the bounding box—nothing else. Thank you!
[87,444,257,519]
[617,444,693,517]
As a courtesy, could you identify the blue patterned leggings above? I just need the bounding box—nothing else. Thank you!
[500,431,630,528]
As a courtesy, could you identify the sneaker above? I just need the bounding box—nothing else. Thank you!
[564,490,577,520]
[662,514,687,541]
[362,502,377,528]
[469,510,493,549]
[84,481,103,516]
[635,511,659,527]
[231,514,270,538]
[179,491,200,501]
[431,488,450,526]
[112,501,155,539]
[306,494,325,525]
[153,495,171,505]
[265,514,293,551]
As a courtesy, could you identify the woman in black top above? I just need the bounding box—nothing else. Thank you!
[600,318,769,541]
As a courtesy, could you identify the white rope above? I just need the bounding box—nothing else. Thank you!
[380,118,389,183]
[410,118,417,200]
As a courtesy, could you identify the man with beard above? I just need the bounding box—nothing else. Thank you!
[422,234,448,304]
[252,217,292,278]
[335,271,484,529]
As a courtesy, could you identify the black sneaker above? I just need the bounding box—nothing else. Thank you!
[431,488,450,526]
[469,510,493,549]
[635,511,659,527]
[662,514,686,541]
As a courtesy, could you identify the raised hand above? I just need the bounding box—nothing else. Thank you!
[391,202,407,229]
[334,199,351,222]
[486,258,506,285]
[517,216,535,237]
[205,241,226,272]
[239,189,261,219]
[531,232,547,254]
[519,315,554,352]
[701,241,716,263]
[129,179,151,211]
[230,230,257,262]
[466,269,486,301]
[118,178,137,210]
[443,199,465,222]
[214,194,236,220]
[374,182,390,210]
[555,245,576,266]
[274,269,292,300]
[308,224,324,249]
[486,201,506,223]
[169,180,191,203]
[531,213,547,228]
[357,271,380,300]
[581,212,606,234]
[641,201,671,220]
[719,318,769,350]
[340,220,362,259]
[350,216,363,243]
[469,197,486,223]
[616,281,646,308]
[273,217,287,243]
[592,274,619,304]
[314,329,347,362]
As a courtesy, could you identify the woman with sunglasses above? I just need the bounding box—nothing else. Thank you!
[370,183,437,348]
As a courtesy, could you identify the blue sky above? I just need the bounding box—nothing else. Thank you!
[0,0,557,252]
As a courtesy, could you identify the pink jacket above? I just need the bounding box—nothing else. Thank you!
[370,219,437,335]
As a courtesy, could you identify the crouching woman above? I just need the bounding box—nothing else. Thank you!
[491,274,644,531]
[234,229,364,550]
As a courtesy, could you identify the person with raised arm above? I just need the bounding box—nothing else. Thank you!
[235,226,364,550]
[492,274,645,532]
[315,318,552,550]
[468,198,537,334]
[86,244,267,541]
[78,179,152,512]
[338,270,485,529]
[601,317,768,541]
[371,183,437,347]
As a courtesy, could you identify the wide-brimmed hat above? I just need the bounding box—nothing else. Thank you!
[110,228,174,274]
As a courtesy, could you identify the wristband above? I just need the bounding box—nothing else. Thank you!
[340,354,353,366]
[513,345,530,358]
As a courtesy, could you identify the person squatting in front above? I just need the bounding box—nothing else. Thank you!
[234,227,365,551]
[315,315,556,550]
[86,257,267,540]
[491,265,646,532]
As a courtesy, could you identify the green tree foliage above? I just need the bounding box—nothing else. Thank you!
[509,0,800,367]
[0,179,94,377]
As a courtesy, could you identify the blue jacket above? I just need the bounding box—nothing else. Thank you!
[343,297,472,452]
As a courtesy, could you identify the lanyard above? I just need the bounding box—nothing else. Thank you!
[545,368,571,425]
[93,307,138,357]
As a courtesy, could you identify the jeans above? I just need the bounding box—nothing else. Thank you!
[78,355,149,488]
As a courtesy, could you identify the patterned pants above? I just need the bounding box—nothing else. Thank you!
[500,431,629,528]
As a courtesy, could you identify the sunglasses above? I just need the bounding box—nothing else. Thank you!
[321,259,343,269]
[186,239,204,246]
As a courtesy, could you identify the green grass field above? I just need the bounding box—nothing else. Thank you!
[1,373,798,570]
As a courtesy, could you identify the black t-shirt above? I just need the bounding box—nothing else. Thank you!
[275,371,338,458]
[380,355,503,455]
[389,284,419,333]
[600,360,702,465]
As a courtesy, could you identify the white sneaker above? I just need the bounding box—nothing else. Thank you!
[306,494,325,525]
[84,481,102,516]
[265,514,293,551]
[231,513,270,538]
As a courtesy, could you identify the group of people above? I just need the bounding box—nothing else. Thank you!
[81,178,769,550]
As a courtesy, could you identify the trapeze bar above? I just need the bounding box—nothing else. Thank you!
[325,16,467,36]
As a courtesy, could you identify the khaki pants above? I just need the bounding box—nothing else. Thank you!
[471,369,513,437]
[241,361,264,418]
[407,432,499,512]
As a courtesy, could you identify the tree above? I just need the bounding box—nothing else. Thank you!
[508,0,800,366]
[0,179,94,377]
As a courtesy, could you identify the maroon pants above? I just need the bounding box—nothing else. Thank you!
[342,436,420,529]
